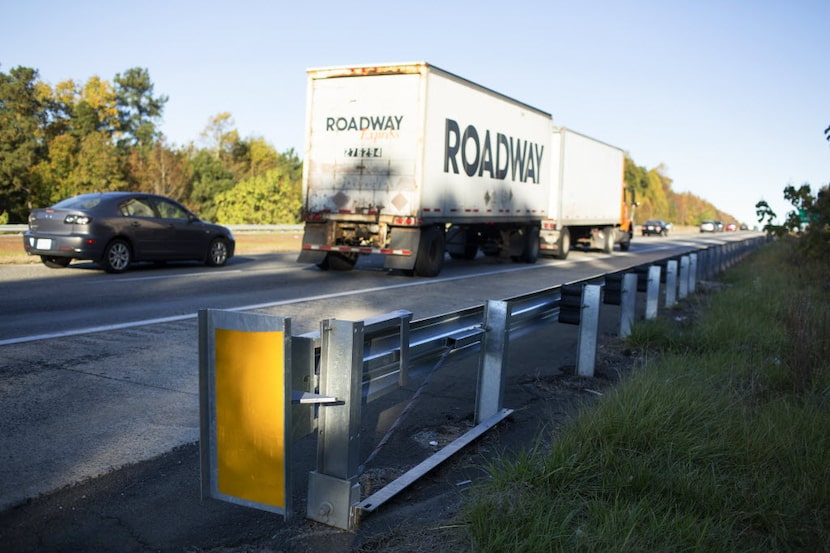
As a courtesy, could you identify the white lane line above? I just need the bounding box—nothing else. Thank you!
[0,254,609,346]
[113,269,244,283]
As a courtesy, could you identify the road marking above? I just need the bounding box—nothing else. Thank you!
[0,252,612,346]
[114,269,243,283]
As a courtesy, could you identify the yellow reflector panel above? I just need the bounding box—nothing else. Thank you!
[214,328,285,508]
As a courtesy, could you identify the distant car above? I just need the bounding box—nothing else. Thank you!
[700,220,716,233]
[23,192,235,273]
[714,220,725,232]
[725,223,737,232]
[641,219,670,236]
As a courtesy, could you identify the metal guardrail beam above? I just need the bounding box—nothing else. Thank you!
[201,235,769,529]
[292,236,770,439]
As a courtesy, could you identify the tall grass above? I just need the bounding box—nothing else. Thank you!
[463,240,830,552]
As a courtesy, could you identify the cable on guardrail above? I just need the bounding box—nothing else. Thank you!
[358,346,453,476]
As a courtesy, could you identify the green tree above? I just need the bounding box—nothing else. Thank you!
[33,75,129,202]
[114,67,167,147]
[188,148,235,221]
[758,183,830,260]
[214,166,302,224]
[0,66,49,221]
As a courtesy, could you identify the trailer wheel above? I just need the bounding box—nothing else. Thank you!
[602,227,615,254]
[414,226,445,277]
[554,228,570,260]
[514,225,540,263]
[449,242,478,260]
[318,251,357,271]
[619,229,632,251]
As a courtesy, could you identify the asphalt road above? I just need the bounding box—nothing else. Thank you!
[0,232,757,551]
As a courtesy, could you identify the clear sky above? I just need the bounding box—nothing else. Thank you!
[2,0,828,226]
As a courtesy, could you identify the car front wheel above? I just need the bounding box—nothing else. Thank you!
[101,239,131,273]
[206,238,230,267]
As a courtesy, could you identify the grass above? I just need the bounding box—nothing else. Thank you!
[462,239,830,552]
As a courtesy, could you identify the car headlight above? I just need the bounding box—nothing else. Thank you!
[64,214,92,225]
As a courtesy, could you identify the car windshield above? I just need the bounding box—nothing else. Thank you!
[52,195,103,210]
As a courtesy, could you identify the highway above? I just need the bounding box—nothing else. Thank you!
[0,231,754,511]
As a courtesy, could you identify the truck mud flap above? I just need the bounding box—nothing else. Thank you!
[297,224,328,264]
[384,227,419,271]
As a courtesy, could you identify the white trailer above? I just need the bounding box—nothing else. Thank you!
[297,62,553,277]
[539,127,636,259]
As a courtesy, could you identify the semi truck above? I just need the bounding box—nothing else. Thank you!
[297,62,553,277]
[296,62,636,276]
[539,128,636,259]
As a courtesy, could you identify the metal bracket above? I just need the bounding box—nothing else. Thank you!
[291,391,339,405]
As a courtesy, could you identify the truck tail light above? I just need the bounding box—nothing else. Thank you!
[392,216,421,226]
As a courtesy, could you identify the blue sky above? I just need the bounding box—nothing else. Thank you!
[2,0,828,226]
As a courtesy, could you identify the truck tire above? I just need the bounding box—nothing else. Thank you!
[602,227,614,254]
[414,226,445,277]
[318,252,357,271]
[514,225,540,263]
[554,228,570,260]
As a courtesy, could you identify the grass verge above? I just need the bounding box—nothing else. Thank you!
[463,239,830,552]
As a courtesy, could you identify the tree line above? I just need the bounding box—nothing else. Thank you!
[0,65,301,225]
[1,64,733,226]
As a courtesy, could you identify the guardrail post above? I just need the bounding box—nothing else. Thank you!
[646,265,661,320]
[398,312,412,387]
[576,285,601,377]
[619,273,637,338]
[678,256,690,300]
[306,319,364,530]
[476,300,511,424]
[697,248,707,281]
[688,253,698,295]
[558,284,584,325]
[603,273,623,307]
[291,333,319,441]
[664,259,678,308]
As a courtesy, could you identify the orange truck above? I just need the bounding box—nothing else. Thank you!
[540,127,636,259]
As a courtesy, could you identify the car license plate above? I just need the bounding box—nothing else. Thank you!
[36,238,52,250]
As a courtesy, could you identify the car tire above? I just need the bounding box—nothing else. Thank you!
[40,255,72,269]
[101,239,131,273]
[206,238,230,267]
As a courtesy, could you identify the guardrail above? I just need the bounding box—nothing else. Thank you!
[198,235,768,530]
